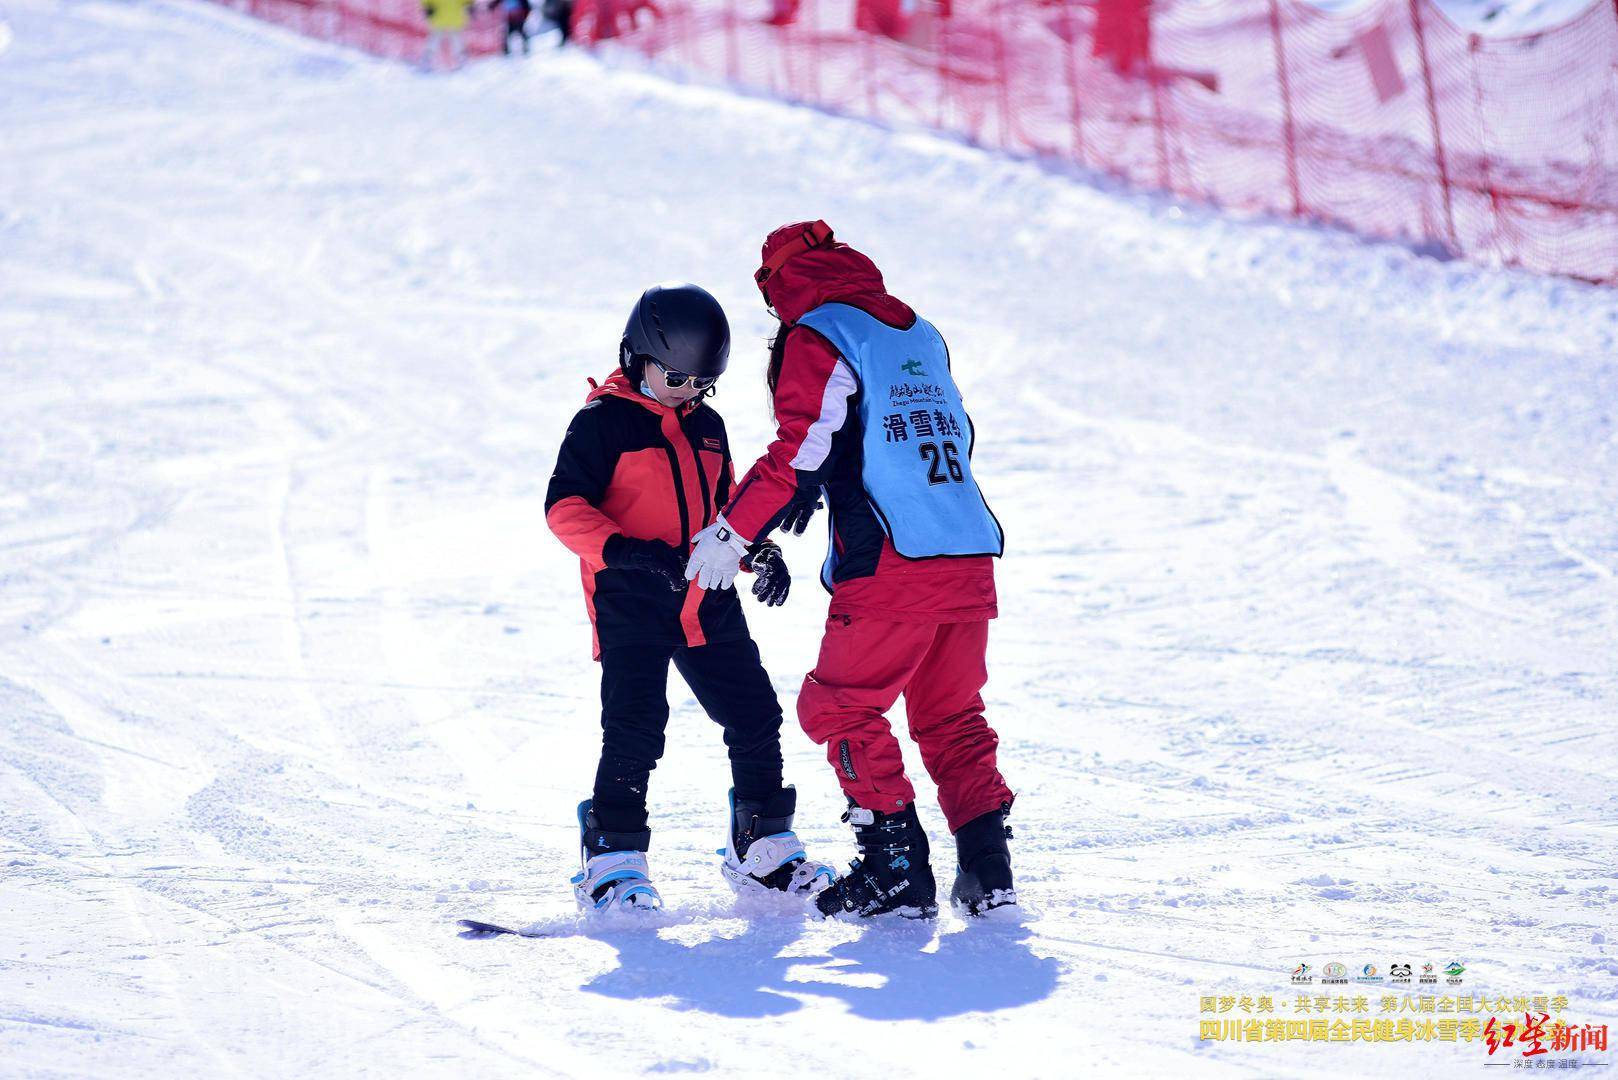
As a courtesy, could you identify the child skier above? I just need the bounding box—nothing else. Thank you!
[544,282,836,912]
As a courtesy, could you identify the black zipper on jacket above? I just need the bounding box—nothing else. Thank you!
[685,421,713,531]
[661,444,691,547]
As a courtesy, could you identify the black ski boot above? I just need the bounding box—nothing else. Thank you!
[814,801,938,919]
[950,803,1016,916]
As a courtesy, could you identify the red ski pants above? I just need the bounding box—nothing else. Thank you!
[797,614,1013,834]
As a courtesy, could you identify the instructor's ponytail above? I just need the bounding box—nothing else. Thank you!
[765,320,788,420]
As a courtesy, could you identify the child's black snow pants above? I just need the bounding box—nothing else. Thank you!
[592,638,785,832]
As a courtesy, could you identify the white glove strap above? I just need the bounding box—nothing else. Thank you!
[710,513,752,556]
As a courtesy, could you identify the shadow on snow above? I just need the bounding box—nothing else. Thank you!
[580,915,1062,1021]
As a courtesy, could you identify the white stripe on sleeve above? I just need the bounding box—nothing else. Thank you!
[788,358,858,472]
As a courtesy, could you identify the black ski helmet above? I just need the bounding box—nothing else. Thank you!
[619,282,731,384]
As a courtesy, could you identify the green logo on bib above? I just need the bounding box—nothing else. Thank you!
[900,358,926,376]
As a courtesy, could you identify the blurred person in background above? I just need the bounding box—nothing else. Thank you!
[488,0,533,54]
[541,0,574,44]
[420,0,473,70]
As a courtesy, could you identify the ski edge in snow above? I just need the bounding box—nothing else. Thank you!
[457,918,547,939]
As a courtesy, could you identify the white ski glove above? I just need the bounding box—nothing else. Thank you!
[684,514,752,591]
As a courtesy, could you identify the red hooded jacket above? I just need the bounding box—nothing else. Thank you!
[724,224,997,622]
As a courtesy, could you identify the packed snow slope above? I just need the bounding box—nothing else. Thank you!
[2,1,1617,1076]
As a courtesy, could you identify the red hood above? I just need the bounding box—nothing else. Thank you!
[585,369,704,417]
[759,225,914,327]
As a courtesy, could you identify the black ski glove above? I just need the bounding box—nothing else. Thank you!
[777,488,824,536]
[602,535,687,593]
[746,540,790,607]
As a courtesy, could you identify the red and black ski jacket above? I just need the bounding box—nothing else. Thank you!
[725,228,997,622]
[546,371,749,659]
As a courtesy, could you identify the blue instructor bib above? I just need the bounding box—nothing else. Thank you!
[795,303,1004,586]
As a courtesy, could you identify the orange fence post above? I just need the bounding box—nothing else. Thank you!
[1465,32,1504,265]
[807,0,820,105]
[1061,0,1087,167]
[863,17,876,119]
[725,0,739,83]
[992,0,1012,150]
[1408,0,1458,251]
[1267,0,1303,217]
[1149,68,1169,191]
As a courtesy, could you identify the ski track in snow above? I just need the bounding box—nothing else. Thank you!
[1,0,1615,1075]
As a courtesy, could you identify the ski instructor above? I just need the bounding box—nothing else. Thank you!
[683,220,1017,920]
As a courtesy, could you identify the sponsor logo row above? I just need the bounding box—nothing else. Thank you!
[1292,961,1466,986]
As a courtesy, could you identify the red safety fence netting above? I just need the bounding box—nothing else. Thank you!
[208,0,1618,283]
[568,0,1618,284]
[211,0,509,63]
